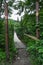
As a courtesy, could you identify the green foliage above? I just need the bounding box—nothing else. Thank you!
[16,10,43,65]
[14,21,20,31]
[26,40,43,65]
[0,19,17,61]
[8,0,43,64]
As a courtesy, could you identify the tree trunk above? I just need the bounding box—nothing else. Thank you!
[4,2,9,61]
[36,0,40,38]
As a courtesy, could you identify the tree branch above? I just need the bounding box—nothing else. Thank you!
[24,34,39,41]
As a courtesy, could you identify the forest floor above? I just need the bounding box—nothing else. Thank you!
[13,48,31,65]
[0,48,31,65]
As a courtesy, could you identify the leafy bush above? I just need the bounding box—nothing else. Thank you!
[16,13,43,65]
[0,19,17,61]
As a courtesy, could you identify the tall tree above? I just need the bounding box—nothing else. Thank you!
[13,0,43,35]
[0,0,14,19]
[36,0,40,38]
[4,0,9,60]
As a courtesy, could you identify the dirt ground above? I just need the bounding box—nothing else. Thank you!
[0,48,31,65]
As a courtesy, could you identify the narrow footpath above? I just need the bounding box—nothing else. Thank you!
[13,32,31,65]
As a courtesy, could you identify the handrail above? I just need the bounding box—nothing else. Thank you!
[24,34,39,41]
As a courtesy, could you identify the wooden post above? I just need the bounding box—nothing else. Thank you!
[4,2,9,61]
[36,0,40,38]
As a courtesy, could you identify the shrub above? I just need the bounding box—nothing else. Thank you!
[0,19,17,61]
